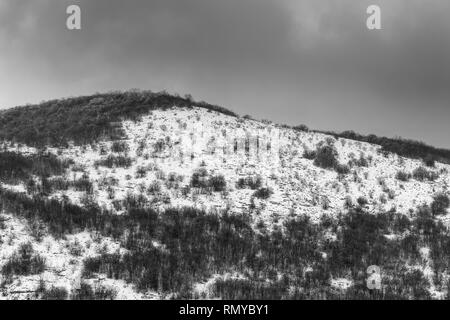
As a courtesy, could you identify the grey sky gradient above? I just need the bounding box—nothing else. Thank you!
[1,0,449,147]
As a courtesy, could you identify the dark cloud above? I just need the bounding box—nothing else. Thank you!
[0,0,449,147]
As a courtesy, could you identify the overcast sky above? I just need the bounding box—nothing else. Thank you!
[1,0,449,147]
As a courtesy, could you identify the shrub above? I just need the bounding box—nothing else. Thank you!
[95,155,133,168]
[387,189,396,200]
[111,141,129,153]
[428,171,440,181]
[335,164,350,175]
[72,174,93,193]
[293,124,309,132]
[313,145,338,169]
[393,214,411,233]
[147,181,161,195]
[431,193,450,216]
[212,278,286,299]
[253,187,273,199]
[344,196,353,209]
[153,140,165,153]
[91,286,117,300]
[357,196,369,207]
[396,171,411,182]
[322,197,330,210]
[236,178,245,189]
[348,155,369,168]
[165,173,183,190]
[236,175,262,190]
[72,282,116,300]
[48,177,70,191]
[414,205,437,236]
[2,243,46,276]
[68,239,84,256]
[412,166,427,181]
[303,149,316,160]
[325,137,336,146]
[39,176,53,195]
[209,175,227,192]
[424,154,436,168]
[123,192,149,209]
[98,176,119,188]
[412,167,437,181]
[106,186,116,199]
[26,178,38,194]
[190,168,209,188]
[155,169,166,180]
[99,144,108,155]
[135,166,148,178]
[355,155,369,167]
[83,256,103,278]
[41,287,68,300]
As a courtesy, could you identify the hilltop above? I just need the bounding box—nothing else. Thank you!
[0,90,236,147]
[1,90,448,164]
[0,91,449,300]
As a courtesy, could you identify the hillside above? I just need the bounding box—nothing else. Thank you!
[0,92,450,300]
[0,90,236,147]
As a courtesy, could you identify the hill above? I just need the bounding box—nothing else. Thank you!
[0,90,237,147]
[0,91,449,300]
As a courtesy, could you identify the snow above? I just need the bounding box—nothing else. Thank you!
[330,278,353,292]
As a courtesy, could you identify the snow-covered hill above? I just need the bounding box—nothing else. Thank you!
[1,104,449,300]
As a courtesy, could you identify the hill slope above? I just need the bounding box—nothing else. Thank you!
[0,93,449,300]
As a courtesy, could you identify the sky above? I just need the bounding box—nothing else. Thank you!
[0,0,449,148]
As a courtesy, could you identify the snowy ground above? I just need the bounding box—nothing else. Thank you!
[42,107,450,225]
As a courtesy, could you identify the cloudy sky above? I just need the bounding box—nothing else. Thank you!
[1,0,449,147]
